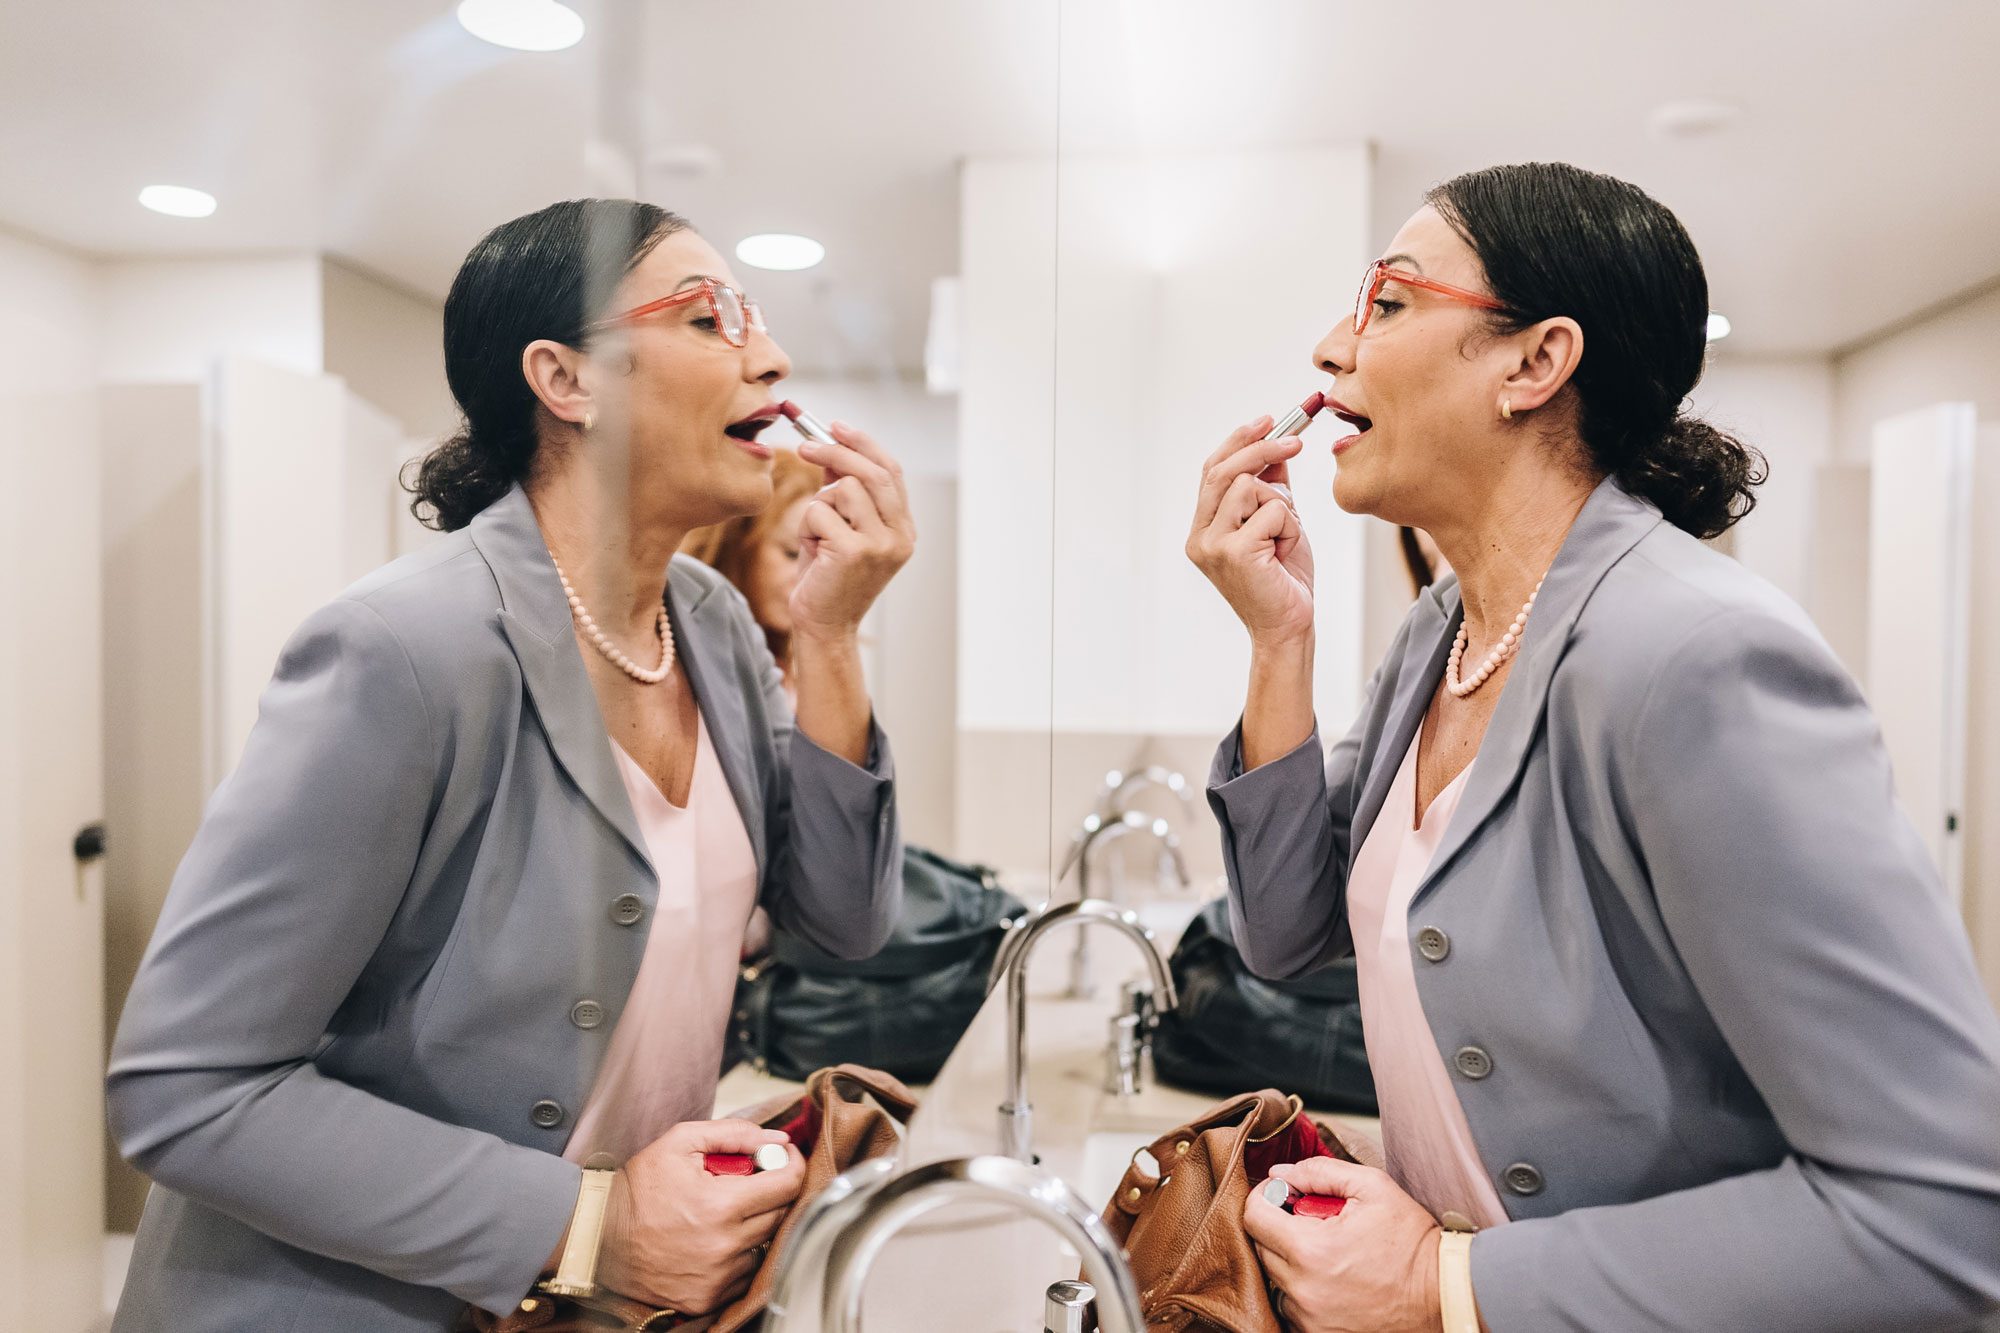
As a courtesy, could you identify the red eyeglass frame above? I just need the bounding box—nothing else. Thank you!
[1353,260,1506,334]
[588,277,766,347]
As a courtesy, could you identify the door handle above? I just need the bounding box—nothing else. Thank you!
[72,822,107,864]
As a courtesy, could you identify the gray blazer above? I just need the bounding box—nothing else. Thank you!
[1210,478,2000,1330]
[107,485,902,1332]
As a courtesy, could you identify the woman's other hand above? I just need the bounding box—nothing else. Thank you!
[594,1118,805,1314]
[1242,1156,1446,1333]
[1186,416,1315,650]
[788,423,917,643]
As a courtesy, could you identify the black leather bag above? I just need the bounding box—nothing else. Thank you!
[727,845,1027,1083]
[1151,898,1378,1115]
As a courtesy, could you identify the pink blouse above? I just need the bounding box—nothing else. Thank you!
[563,713,759,1167]
[1345,730,1511,1231]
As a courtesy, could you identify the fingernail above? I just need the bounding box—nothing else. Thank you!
[829,420,852,434]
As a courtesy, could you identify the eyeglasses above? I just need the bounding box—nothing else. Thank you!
[1352,259,1506,335]
[590,277,768,348]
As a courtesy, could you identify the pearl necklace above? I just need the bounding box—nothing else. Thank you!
[550,556,676,685]
[1446,576,1544,699]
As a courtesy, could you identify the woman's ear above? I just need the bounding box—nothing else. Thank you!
[521,338,593,428]
[1501,316,1584,414]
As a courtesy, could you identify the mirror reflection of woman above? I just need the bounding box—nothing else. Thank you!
[1188,163,2000,1330]
[682,449,825,703]
[107,200,915,1332]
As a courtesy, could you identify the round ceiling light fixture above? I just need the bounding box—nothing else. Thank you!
[456,0,585,52]
[1706,313,1733,342]
[736,233,826,272]
[138,185,217,218]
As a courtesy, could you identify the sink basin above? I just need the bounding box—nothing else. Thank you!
[1078,1130,1156,1208]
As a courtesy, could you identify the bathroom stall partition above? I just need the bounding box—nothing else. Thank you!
[1864,402,2000,1004]
[98,358,423,1233]
[0,355,107,1331]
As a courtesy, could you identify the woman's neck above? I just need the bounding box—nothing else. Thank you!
[526,475,688,641]
[1427,464,1597,646]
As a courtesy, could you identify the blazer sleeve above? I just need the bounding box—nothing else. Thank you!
[105,598,581,1316]
[1204,655,1386,980]
[743,598,902,961]
[1471,607,2000,1331]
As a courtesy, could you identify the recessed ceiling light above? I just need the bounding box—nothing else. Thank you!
[138,185,217,218]
[456,0,584,52]
[1706,313,1733,342]
[1649,100,1741,140]
[736,234,826,272]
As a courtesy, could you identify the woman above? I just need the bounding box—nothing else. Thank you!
[1189,163,2000,1330]
[682,447,823,698]
[107,199,915,1332]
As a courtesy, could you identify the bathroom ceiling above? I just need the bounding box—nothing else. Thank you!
[3,0,1998,371]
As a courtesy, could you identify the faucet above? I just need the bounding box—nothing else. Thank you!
[1055,813,1192,998]
[1060,810,1193,901]
[989,899,1177,1162]
[763,1155,1147,1333]
[1057,763,1196,888]
[764,1156,901,1331]
[1099,765,1197,822]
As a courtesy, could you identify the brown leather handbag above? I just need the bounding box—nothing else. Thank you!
[465,1064,917,1333]
[1099,1089,1379,1333]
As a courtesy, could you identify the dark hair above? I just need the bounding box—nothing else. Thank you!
[407,199,691,531]
[1425,163,1764,539]
[1399,525,1435,594]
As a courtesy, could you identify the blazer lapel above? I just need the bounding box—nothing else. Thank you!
[1409,477,1665,908]
[469,487,652,876]
[665,559,770,878]
[1350,587,1455,859]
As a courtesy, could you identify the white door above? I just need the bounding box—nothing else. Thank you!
[207,357,347,778]
[0,383,106,1323]
[1867,402,1975,904]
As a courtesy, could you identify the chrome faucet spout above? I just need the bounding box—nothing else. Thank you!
[991,899,1177,1162]
[767,1156,1145,1333]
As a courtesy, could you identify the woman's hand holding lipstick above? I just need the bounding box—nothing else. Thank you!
[784,416,916,640]
[1187,405,1321,768]
[775,408,916,767]
[1186,413,1316,649]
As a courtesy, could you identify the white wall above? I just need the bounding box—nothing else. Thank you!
[1834,280,2000,465]
[1690,354,1836,616]
[321,256,453,442]
[956,146,1371,874]
[98,255,322,381]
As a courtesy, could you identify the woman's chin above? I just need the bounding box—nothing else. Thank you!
[1330,465,1379,518]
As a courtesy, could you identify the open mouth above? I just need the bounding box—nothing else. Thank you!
[1326,397,1373,433]
[724,407,781,442]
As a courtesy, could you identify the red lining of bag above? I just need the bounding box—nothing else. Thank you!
[703,1100,823,1176]
[1244,1113,1347,1217]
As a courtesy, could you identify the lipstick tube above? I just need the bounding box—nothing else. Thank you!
[1262,391,1327,443]
[704,1142,791,1176]
[1259,1176,1346,1218]
[778,400,838,446]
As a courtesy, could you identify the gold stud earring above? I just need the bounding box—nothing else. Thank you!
[1500,399,1513,421]
[582,412,595,433]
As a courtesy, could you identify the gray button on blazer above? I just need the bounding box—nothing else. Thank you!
[1210,477,2000,1330]
[107,484,903,1331]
